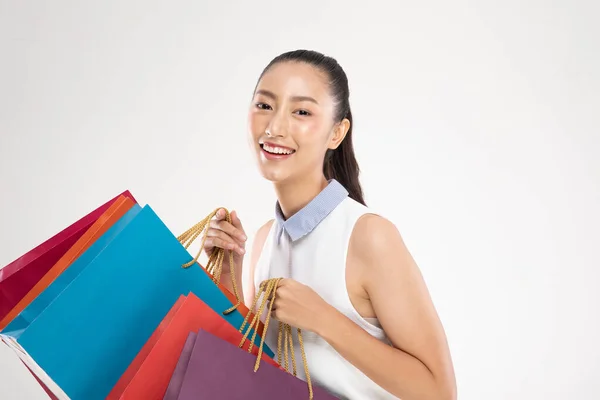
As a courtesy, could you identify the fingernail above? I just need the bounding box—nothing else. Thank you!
[239,247,246,254]
[241,234,247,241]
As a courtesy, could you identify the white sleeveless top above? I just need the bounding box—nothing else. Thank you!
[253,180,399,399]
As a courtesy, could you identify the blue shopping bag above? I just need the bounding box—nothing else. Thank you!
[0,204,272,400]
[1,205,142,337]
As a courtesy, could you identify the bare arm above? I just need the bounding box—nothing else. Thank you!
[243,219,274,308]
[316,215,457,400]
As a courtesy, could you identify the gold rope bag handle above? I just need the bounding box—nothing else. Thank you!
[177,207,242,315]
[238,278,314,400]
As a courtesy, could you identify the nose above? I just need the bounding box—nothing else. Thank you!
[265,109,288,138]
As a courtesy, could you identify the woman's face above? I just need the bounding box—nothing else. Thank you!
[248,61,345,184]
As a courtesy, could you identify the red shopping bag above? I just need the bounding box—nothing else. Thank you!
[0,190,136,321]
[108,293,279,400]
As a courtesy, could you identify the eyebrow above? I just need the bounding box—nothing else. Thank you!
[255,89,319,105]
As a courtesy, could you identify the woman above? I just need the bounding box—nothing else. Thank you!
[203,50,456,400]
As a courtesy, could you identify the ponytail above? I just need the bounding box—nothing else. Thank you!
[323,108,366,206]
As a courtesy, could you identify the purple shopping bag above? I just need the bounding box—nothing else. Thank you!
[176,329,338,400]
[163,331,196,400]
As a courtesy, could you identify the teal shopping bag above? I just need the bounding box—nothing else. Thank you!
[0,205,272,400]
[1,204,142,337]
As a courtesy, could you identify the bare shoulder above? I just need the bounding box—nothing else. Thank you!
[348,212,419,290]
[350,213,406,264]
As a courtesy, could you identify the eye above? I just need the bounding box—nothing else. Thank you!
[255,102,272,111]
[295,109,311,116]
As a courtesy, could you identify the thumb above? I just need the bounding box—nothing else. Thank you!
[215,208,227,221]
[231,210,244,229]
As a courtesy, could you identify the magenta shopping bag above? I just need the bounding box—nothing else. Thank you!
[176,329,338,400]
[0,190,136,321]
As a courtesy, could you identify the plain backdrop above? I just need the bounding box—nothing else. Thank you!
[1,1,599,399]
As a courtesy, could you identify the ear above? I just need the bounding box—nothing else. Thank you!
[328,118,351,150]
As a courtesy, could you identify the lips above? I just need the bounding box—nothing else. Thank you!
[262,143,295,155]
[260,142,296,160]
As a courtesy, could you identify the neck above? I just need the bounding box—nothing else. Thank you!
[274,171,329,220]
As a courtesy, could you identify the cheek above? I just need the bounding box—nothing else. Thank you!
[247,112,266,140]
[292,118,330,153]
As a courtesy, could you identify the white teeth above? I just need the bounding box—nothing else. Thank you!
[263,144,294,155]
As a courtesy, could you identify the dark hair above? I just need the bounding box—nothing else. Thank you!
[256,49,366,206]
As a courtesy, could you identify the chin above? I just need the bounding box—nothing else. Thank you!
[258,166,291,183]
[252,152,290,183]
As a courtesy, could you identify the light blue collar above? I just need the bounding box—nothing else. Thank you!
[274,179,349,243]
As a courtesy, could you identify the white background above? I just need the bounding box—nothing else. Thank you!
[1,1,599,399]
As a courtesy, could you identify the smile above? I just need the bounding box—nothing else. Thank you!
[261,143,296,155]
[260,142,296,160]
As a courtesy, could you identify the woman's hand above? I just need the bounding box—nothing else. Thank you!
[264,278,334,334]
[203,208,247,275]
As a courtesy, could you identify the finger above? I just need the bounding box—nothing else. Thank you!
[204,229,246,255]
[276,278,289,288]
[215,208,228,221]
[206,228,243,248]
[204,236,235,251]
[230,210,244,231]
[204,236,245,255]
[258,284,275,303]
[271,306,283,321]
[210,219,247,242]
[259,280,275,294]
[266,291,275,302]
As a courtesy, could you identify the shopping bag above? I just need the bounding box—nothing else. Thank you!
[108,207,268,400]
[21,361,60,400]
[1,334,69,399]
[162,331,196,400]
[0,195,137,331]
[0,337,60,400]
[177,329,337,400]
[0,190,136,321]
[2,203,142,336]
[0,204,272,400]
[107,294,186,400]
[111,292,278,400]
[176,278,338,400]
